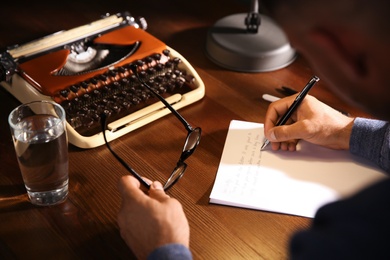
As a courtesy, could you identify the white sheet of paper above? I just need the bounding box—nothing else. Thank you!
[209,120,387,218]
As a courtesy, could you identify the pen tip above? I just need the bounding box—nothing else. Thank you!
[260,140,269,151]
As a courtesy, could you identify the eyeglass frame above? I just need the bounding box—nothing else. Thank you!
[100,63,201,191]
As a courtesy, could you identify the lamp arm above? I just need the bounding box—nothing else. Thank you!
[245,0,261,33]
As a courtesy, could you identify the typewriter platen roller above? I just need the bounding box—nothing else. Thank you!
[0,12,205,148]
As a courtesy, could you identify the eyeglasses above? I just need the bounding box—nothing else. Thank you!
[100,64,201,191]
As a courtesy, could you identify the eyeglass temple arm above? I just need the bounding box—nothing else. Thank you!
[129,64,193,132]
[101,113,151,189]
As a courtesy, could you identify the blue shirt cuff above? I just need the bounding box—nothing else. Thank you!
[350,117,390,173]
[147,243,192,260]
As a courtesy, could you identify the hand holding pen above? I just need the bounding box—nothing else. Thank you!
[261,76,320,150]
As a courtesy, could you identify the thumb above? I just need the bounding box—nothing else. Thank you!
[267,123,306,142]
[148,181,170,202]
[118,175,142,197]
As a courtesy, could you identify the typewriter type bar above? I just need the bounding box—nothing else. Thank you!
[0,12,205,148]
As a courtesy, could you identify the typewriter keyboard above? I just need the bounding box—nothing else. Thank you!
[55,49,196,137]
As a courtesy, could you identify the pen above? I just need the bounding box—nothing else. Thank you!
[276,86,298,96]
[266,85,350,116]
[281,86,298,95]
[262,93,281,102]
[261,75,320,150]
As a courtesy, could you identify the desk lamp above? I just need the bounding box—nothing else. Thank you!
[205,0,296,72]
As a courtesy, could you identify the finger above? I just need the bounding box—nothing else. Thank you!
[288,141,298,151]
[118,175,140,193]
[264,95,296,133]
[148,181,171,202]
[268,120,310,143]
[118,175,147,203]
[280,142,289,151]
[271,142,281,151]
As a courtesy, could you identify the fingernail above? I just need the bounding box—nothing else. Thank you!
[151,181,164,190]
[269,130,276,141]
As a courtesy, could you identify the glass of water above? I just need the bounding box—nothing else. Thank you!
[8,100,69,206]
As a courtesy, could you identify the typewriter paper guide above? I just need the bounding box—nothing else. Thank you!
[19,26,166,96]
[1,20,205,149]
[209,120,387,218]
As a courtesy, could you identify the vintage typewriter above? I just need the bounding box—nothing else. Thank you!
[0,12,205,148]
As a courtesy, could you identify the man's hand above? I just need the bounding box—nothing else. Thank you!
[264,95,354,151]
[117,176,190,259]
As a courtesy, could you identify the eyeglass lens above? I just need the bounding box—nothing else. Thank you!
[164,162,187,190]
[180,127,201,161]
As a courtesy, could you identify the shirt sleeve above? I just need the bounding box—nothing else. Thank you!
[289,178,390,260]
[289,118,390,259]
[349,117,390,173]
[147,244,192,260]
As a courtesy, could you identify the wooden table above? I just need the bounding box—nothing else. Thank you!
[0,1,369,259]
